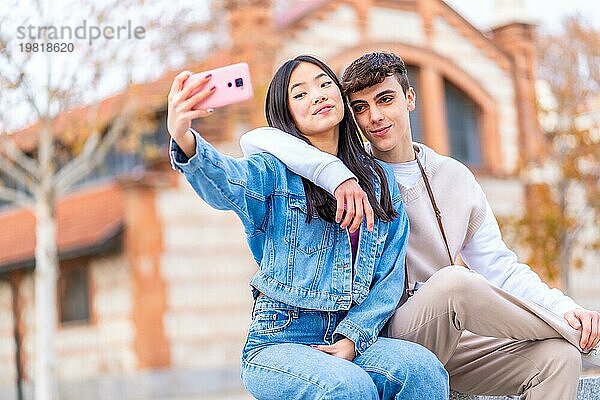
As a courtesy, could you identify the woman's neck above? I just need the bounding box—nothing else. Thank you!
[308,127,339,155]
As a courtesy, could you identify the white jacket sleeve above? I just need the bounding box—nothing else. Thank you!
[461,202,580,317]
[239,127,356,195]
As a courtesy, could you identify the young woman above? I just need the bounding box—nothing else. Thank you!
[166,55,448,400]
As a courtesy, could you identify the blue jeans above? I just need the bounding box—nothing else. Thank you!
[241,296,449,400]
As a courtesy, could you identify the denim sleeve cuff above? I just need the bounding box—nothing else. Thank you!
[333,319,376,355]
[315,159,357,195]
[169,129,203,174]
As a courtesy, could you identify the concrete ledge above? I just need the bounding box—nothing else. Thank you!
[0,370,598,400]
[450,376,600,400]
[0,367,243,400]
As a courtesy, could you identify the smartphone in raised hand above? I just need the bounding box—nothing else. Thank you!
[185,62,254,110]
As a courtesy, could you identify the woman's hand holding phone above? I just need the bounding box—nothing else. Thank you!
[166,70,216,157]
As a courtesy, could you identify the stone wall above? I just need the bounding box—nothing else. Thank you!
[157,162,255,373]
[277,4,361,64]
[16,254,136,382]
[0,281,16,387]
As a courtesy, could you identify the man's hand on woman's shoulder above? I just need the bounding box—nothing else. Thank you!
[334,178,374,233]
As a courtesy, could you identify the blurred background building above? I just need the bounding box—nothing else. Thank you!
[0,0,598,399]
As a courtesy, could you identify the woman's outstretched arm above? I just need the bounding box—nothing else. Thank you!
[167,71,277,236]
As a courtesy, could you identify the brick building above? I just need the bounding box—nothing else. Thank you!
[0,1,597,399]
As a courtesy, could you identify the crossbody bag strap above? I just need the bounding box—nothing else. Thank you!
[414,147,454,266]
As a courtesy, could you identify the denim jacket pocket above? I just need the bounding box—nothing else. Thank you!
[284,197,335,255]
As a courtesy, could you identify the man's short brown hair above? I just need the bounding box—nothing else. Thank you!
[341,52,410,95]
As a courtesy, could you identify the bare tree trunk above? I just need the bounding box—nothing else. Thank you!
[34,190,58,400]
[10,275,24,400]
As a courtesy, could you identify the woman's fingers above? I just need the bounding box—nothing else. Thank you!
[180,85,216,112]
[168,70,191,100]
[178,73,212,104]
[167,72,217,138]
[184,108,215,121]
[312,344,335,354]
[170,73,212,111]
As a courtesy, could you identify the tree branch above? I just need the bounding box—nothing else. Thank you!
[0,138,41,180]
[0,34,44,122]
[53,129,100,188]
[55,113,129,194]
[0,185,34,208]
[0,154,36,193]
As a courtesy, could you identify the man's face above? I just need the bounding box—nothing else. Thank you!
[348,76,415,162]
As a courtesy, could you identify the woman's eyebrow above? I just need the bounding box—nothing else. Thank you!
[290,81,305,92]
[290,73,329,92]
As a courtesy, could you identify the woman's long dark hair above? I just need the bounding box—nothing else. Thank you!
[265,55,397,223]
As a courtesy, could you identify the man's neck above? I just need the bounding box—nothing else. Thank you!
[373,138,416,164]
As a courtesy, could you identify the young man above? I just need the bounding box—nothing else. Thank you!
[239,52,600,400]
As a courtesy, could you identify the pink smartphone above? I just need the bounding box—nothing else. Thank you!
[185,62,254,110]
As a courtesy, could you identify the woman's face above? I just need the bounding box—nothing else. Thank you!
[287,62,344,138]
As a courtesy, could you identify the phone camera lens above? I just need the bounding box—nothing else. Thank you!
[235,78,244,87]
[227,82,232,87]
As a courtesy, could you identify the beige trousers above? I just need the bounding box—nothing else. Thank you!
[383,266,582,400]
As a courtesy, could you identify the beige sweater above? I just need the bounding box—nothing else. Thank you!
[401,144,487,288]
[240,128,579,316]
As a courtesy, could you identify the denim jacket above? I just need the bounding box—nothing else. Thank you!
[170,129,409,353]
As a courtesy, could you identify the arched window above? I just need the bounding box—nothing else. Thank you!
[444,80,481,167]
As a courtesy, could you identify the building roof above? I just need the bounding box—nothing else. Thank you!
[275,0,329,29]
[0,183,124,272]
[7,50,231,152]
[273,0,511,69]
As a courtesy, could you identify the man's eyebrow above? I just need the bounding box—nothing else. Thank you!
[350,89,397,106]
[374,89,396,99]
[290,73,329,92]
[349,98,367,107]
